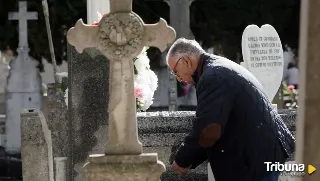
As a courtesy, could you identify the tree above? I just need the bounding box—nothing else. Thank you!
[0,0,300,67]
[190,0,300,60]
[0,0,86,67]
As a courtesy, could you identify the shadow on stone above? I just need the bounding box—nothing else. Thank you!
[68,45,109,181]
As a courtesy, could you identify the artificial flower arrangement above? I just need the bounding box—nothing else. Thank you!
[60,12,158,112]
[282,81,298,109]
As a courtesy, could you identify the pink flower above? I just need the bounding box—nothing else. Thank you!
[135,88,143,99]
[288,85,295,91]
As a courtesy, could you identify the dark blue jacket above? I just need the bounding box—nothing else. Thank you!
[174,53,295,181]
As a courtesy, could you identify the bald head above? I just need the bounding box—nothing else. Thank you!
[166,38,204,85]
[166,38,205,64]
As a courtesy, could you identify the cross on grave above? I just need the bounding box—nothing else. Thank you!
[5,1,42,153]
[67,0,176,156]
[8,1,38,48]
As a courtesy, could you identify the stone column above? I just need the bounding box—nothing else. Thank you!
[295,0,320,180]
[166,0,194,39]
[166,0,195,111]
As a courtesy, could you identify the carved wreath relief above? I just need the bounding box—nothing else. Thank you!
[98,13,145,60]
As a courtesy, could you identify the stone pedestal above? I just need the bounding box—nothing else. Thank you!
[83,153,165,181]
[295,0,320,180]
[21,109,54,181]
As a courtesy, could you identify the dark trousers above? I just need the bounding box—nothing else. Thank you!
[260,171,280,181]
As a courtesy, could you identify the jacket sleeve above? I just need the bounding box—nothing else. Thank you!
[174,73,235,168]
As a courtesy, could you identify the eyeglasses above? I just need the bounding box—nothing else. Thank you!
[171,57,183,76]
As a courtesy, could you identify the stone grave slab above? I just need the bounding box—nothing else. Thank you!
[67,46,109,181]
[20,109,54,181]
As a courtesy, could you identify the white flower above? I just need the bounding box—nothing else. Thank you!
[132,47,159,111]
[134,82,154,111]
[97,11,103,21]
[134,73,157,111]
[92,11,103,25]
[64,88,68,107]
[134,72,148,85]
[134,48,150,73]
[148,70,158,92]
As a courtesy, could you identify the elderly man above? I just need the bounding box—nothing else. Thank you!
[168,38,295,181]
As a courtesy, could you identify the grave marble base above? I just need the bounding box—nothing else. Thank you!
[83,153,165,181]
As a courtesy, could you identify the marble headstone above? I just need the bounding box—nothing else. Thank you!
[6,54,43,153]
[241,24,284,101]
[6,1,42,153]
[67,45,109,181]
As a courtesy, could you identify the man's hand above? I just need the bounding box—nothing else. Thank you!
[171,161,191,175]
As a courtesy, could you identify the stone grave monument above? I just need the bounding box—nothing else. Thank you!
[66,0,176,180]
[66,1,111,180]
[152,0,197,111]
[241,24,284,109]
[0,52,11,146]
[20,109,54,181]
[5,1,43,154]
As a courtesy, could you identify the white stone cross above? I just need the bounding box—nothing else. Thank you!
[8,1,38,48]
[67,0,176,155]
